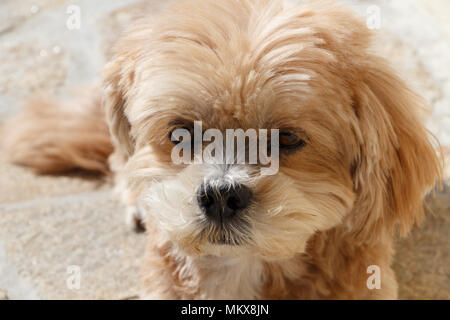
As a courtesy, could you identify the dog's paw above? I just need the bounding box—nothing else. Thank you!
[125,206,146,233]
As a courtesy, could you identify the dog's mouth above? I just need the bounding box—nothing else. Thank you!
[199,218,252,246]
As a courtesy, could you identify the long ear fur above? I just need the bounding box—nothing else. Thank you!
[103,58,134,158]
[349,57,443,242]
[102,19,159,167]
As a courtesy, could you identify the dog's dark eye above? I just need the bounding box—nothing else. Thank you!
[279,131,306,150]
[169,126,193,145]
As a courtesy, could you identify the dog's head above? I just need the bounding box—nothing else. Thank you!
[103,0,441,258]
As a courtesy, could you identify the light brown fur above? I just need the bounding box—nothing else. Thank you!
[2,0,442,299]
[3,88,112,174]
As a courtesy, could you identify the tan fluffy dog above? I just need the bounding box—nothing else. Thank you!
[3,0,442,299]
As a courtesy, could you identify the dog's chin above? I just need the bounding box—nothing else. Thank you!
[198,215,253,246]
[203,231,247,247]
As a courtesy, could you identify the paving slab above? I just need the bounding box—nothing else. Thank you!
[0,185,145,300]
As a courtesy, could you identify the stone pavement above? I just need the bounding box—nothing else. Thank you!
[0,0,448,299]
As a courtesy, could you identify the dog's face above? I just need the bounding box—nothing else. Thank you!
[104,0,441,258]
[133,74,356,258]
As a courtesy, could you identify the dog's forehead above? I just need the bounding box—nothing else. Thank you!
[139,37,329,128]
[140,70,312,130]
[140,50,339,130]
[131,0,359,130]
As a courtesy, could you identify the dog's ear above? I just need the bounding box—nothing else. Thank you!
[102,54,136,160]
[349,57,442,242]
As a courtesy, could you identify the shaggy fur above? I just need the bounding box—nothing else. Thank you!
[3,88,112,174]
[2,0,442,299]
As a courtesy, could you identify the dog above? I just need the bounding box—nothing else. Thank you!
[2,0,442,299]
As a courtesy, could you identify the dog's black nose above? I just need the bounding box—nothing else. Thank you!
[197,183,252,222]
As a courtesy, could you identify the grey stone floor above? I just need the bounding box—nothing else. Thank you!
[0,0,448,299]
